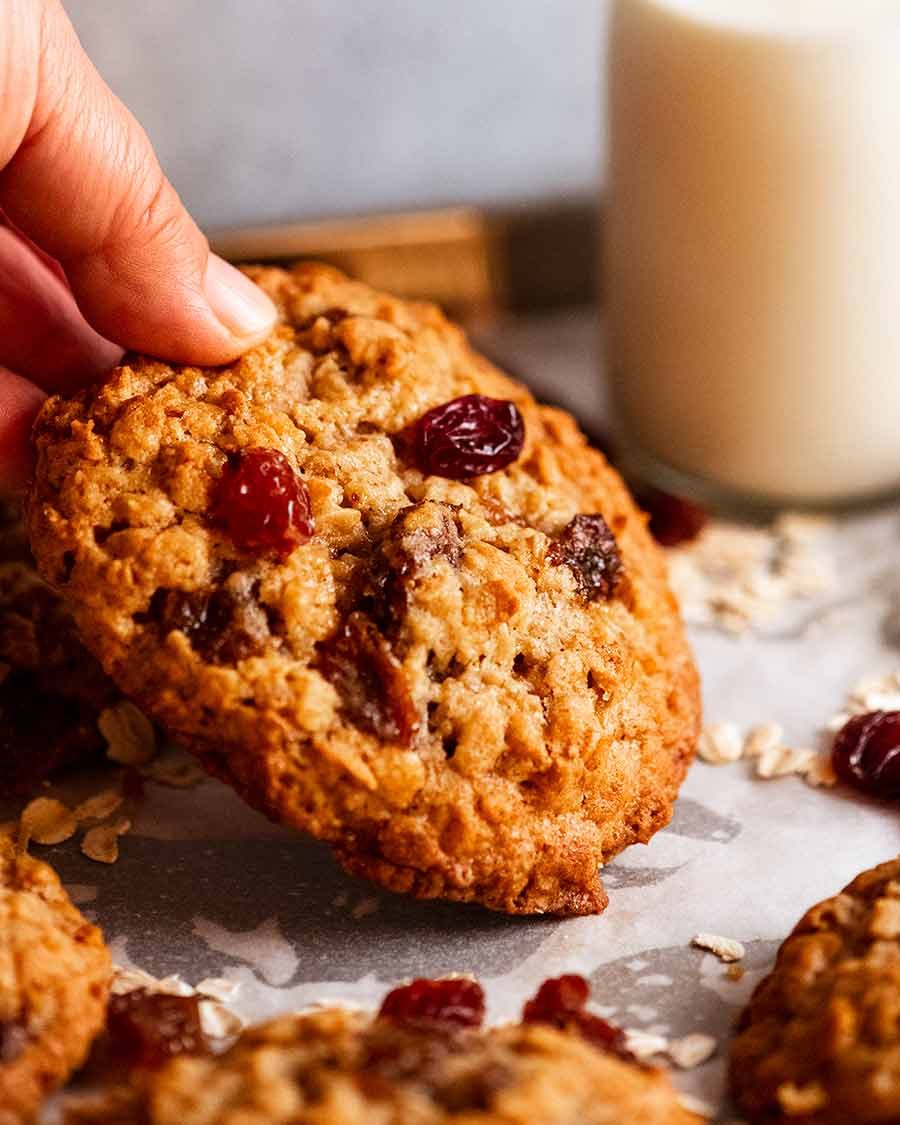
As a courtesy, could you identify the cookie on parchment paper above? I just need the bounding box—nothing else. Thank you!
[0,837,111,1123]
[27,263,700,916]
[731,856,900,1124]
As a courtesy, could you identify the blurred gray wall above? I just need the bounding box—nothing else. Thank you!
[65,1,609,232]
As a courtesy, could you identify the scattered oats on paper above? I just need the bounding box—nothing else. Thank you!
[827,668,900,731]
[667,513,835,633]
[695,719,835,788]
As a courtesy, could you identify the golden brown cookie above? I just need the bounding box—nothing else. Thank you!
[0,504,117,798]
[26,263,700,916]
[0,837,111,1123]
[730,856,900,1124]
[66,976,699,1125]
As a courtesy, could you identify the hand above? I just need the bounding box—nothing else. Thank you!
[0,0,278,491]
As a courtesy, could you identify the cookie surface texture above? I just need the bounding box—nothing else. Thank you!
[731,856,900,1124]
[109,1008,700,1125]
[0,838,111,1123]
[27,263,700,915]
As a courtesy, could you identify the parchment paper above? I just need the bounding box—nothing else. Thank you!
[13,309,900,1121]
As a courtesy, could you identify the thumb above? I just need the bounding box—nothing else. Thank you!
[0,0,276,366]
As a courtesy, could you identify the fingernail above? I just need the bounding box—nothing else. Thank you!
[203,255,277,339]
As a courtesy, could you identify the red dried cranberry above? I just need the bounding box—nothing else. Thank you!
[832,711,900,800]
[409,395,524,480]
[212,448,313,559]
[103,989,209,1070]
[522,975,630,1059]
[547,515,624,601]
[633,485,708,548]
[378,978,485,1030]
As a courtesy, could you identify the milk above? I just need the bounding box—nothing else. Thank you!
[606,0,900,505]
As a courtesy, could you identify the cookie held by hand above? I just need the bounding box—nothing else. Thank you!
[27,263,699,915]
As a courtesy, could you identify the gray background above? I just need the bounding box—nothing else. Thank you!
[65,0,610,231]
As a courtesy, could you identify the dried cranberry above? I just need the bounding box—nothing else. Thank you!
[522,975,631,1059]
[102,989,209,1071]
[409,395,524,479]
[522,974,590,1023]
[212,448,313,559]
[547,515,624,601]
[633,485,708,548]
[378,978,486,1030]
[832,711,900,800]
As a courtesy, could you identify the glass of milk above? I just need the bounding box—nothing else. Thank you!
[606,0,900,507]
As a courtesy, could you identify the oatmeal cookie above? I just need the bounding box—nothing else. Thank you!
[730,856,900,1123]
[27,263,700,915]
[69,977,699,1125]
[0,837,111,1122]
[0,504,117,798]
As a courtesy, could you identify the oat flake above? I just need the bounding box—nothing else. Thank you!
[19,797,77,846]
[692,933,745,963]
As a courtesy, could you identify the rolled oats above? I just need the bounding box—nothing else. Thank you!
[73,788,124,823]
[668,1033,717,1069]
[19,796,77,846]
[697,722,744,765]
[99,701,157,766]
[81,817,132,864]
[692,933,745,963]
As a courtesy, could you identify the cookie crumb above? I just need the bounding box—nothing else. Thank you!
[725,964,745,982]
[668,1033,717,1069]
[692,933,745,963]
[82,818,131,864]
[99,701,156,766]
[19,796,77,846]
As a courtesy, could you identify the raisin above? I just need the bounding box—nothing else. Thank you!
[318,613,418,744]
[0,1021,29,1063]
[146,577,270,665]
[212,448,313,560]
[409,395,525,479]
[365,503,462,630]
[832,711,900,800]
[378,978,485,1030]
[100,989,208,1071]
[633,485,708,548]
[522,975,631,1060]
[547,515,624,601]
